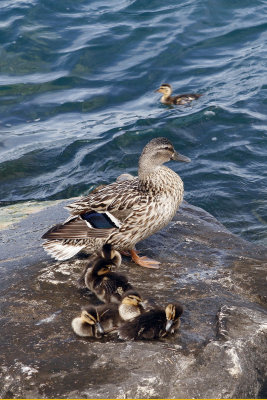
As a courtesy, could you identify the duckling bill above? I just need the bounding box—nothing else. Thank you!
[155,83,202,105]
[118,303,183,340]
[42,137,190,268]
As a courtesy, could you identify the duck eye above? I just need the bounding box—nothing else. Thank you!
[98,266,110,275]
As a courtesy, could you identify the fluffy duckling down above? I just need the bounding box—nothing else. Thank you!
[72,306,104,338]
[81,244,133,303]
[72,290,146,338]
[118,302,183,340]
[72,302,125,338]
[118,290,145,321]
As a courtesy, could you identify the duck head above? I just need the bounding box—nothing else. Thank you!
[101,243,122,269]
[121,290,143,307]
[119,290,145,321]
[139,137,190,179]
[155,83,173,97]
[81,307,104,335]
[93,261,112,276]
[165,303,184,332]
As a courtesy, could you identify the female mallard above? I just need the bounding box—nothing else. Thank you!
[42,137,190,268]
[155,83,202,105]
[118,303,183,340]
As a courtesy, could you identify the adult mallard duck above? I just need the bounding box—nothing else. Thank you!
[155,83,202,105]
[118,302,183,340]
[42,137,190,268]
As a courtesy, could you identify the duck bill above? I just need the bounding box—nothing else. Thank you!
[172,151,191,163]
[96,322,104,335]
[165,319,174,332]
[140,301,147,309]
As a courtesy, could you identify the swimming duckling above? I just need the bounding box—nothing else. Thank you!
[84,244,133,303]
[118,302,183,340]
[71,306,104,338]
[155,83,202,105]
[118,290,145,321]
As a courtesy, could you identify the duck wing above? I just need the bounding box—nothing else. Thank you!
[43,178,153,242]
[66,178,140,218]
[42,215,115,240]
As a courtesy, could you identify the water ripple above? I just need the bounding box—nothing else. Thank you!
[0,0,266,244]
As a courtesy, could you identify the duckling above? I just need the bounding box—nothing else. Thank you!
[96,302,125,332]
[72,302,127,337]
[155,83,202,105]
[118,302,183,340]
[71,306,104,338]
[78,243,122,287]
[42,137,190,268]
[83,244,133,303]
[118,290,145,321]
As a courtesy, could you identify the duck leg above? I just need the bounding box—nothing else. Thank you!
[121,248,140,257]
[130,249,160,269]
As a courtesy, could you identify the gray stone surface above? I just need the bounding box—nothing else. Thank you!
[0,200,266,399]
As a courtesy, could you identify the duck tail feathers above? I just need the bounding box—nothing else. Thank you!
[43,240,85,261]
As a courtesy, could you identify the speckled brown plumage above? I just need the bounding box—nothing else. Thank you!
[42,137,190,266]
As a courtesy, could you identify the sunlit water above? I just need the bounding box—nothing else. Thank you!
[0,0,266,244]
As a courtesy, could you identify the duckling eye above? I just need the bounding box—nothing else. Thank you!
[166,304,176,319]
[98,267,110,275]
[82,311,97,324]
[132,296,141,302]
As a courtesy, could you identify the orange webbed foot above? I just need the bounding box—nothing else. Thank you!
[130,249,160,269]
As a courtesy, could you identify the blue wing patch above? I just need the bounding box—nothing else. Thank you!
[81,212,119,229]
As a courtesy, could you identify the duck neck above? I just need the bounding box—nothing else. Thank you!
[161,94,171,103]
[138,157,160,193]
[138,168,165,194]
[138,156,155,178]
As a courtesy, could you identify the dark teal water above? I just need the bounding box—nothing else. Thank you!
[0,0,266,244]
